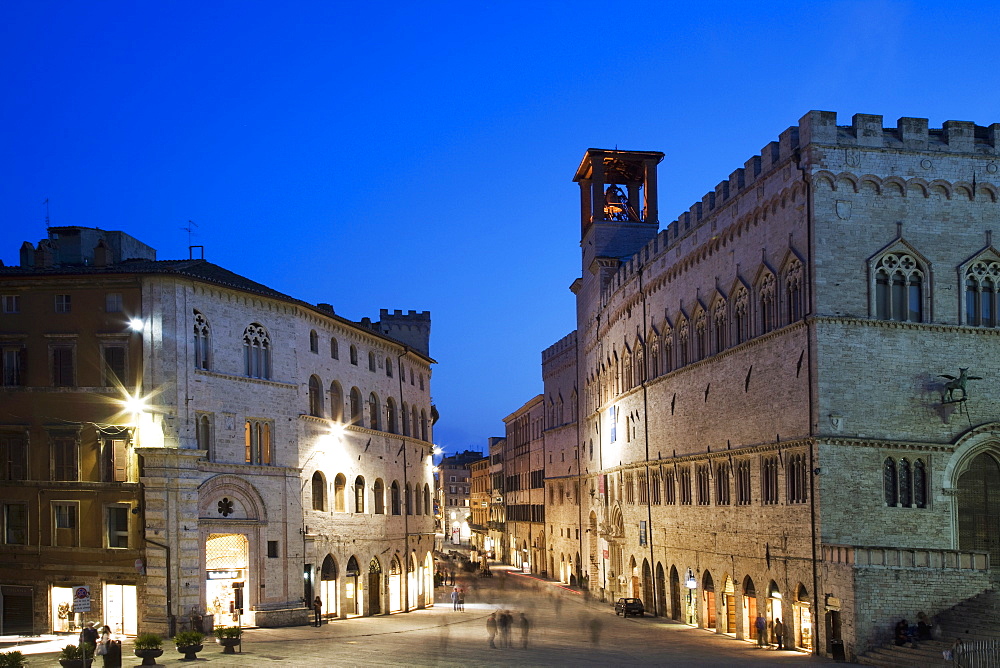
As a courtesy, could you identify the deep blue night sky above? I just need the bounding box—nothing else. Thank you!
[3,1,1000,454]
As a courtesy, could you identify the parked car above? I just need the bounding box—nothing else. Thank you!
[615,597,645,617]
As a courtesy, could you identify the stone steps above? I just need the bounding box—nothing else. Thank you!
[858,588,1000,666]
[857,640,951,668]
[935,589,1000,641]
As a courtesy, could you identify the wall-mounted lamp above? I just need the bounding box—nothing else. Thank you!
[128,318,145,332]
[685,569,698,589]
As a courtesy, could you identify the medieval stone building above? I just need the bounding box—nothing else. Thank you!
[0,227,437,635]
[495,111,1000,660]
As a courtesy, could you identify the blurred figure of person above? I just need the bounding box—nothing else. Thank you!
[458,587,465,612]
[313,596,323,626]
[96,625,111,663]
[79,621,98,649]
[917,611,933,640]
[498,610,512,648]
[894,619,908,646]
[519,612,531,649]
[451,587,459,611]
[486,612,498,649]
[588,616,602,645]
[773,618,784,650]
[755,614,767,648]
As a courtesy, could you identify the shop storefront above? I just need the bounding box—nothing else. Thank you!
[388,557,402,613]
[767,581,784,645]
[794,584,813,651]
[103,584,137,635]
[204,533,249,627]
[344,557,361,617]
[319,555,338,620]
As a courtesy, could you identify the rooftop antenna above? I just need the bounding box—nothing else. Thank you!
[43,198,50,226]
[182,220,204,259]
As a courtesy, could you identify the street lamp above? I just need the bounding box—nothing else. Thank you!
[685,569,697,589]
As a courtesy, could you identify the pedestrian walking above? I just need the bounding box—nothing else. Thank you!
[451,587,459,611]
[755,614,767,648]
[519,612,531,649]
[80,621,98,648]
[498,610,512,648]
[773,618,784,650]
[486,612,498,648]
[588,616,602,646]
[313,595,323,626]
[457,587,465,612]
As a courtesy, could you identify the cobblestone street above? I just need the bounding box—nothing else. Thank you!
[11,567,853,667]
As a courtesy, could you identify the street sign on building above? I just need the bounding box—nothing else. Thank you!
[73,586,91,613]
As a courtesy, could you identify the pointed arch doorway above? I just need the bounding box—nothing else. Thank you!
[956,452,1000,566]
[368,557,382,615]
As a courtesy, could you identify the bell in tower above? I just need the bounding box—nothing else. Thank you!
[574,149,665,235]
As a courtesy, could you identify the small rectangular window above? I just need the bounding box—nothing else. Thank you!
[103,438,128,482]
[51,345,75,387]
[52,501,79,547]
[0,434,28,480]
[106,505,130,548]
[2,295,20,313]
[4,503,28,545]
[103,345,127,386]
[1,346,26,387]
[268,540,279,558]
[105,293,123,313]
[55,294,71,313]
[52,436,78,481]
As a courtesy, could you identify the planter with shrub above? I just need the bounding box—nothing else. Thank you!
[173,630,205,661]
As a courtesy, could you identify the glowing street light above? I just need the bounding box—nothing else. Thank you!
[121,392,148,418]
[128,318,145,332]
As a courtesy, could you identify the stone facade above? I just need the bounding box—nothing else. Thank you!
[0,228,437,635]
[502,396,546,574]
[492,112,1000,661]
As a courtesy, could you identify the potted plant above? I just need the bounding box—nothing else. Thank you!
[58,644,93,668]
[214,626,242,654]
[173,630,205,661]
[0,650,27,668]
[132,633,163,666]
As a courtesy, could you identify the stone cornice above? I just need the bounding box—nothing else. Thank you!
[194,368,298,389]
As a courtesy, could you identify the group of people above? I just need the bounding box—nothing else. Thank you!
[78,622,117,662]
[450,586,466,611]
[754,614,784,650]
[486,610,530,649]
[894,614,933,646]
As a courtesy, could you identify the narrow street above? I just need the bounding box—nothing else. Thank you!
[19,566,851,666]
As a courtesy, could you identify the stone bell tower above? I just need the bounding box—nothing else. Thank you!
[572,149,664,319]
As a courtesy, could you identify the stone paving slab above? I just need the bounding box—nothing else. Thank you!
[19,568,856,666]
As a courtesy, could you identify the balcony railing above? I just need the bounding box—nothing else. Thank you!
[823,544,989,571]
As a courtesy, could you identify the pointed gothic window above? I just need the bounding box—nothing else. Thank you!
[875,252,924,322]
[965,259,1000,327]
[883,458,898,506]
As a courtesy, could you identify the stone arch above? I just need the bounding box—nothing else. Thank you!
[977,183,999,202]
[669,565,681,621]
[834,172,858,192]
[907,178,929,197]
[198,474,267,521]
[655,562,666,616]
[859,174,882,194]
[882,176,906,196]
[945,426,1000,564]
[954,182,974,200]
[702,570,717,629]
[641,558,653,611]
[929,179,953,199]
